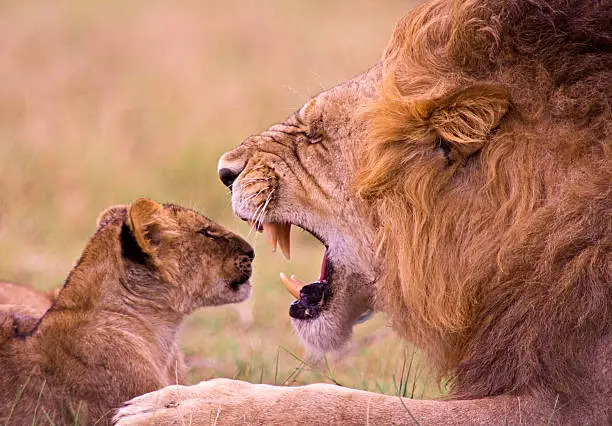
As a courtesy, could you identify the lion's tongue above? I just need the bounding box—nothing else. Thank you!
[318,250,328,281]
[280,250,328,300]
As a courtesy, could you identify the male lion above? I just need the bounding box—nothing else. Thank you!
[0,198,254,425]
[116,0,611,424]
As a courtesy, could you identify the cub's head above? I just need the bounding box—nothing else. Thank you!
[96,198,254,312]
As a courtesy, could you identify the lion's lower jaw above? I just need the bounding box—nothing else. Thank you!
[291,311,354,355]
[291,269,375,354]
[290,294,371,354]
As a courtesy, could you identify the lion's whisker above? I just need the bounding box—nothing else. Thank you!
[245,188,268,202]
[248,202,267,242]
[242,178,273,187]
[258,190,275,230]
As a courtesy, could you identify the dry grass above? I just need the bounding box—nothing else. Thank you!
[0,0,439,398]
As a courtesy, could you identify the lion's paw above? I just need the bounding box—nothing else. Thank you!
[114,379,254,425]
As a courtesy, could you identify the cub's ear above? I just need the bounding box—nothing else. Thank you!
[96,205,127,229]
[127,198,178,256]
[428,84,509,159]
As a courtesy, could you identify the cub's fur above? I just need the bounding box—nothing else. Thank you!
[0,198,253,425]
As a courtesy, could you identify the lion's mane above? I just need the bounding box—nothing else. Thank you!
[356,0,611,401]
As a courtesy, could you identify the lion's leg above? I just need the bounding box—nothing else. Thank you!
[114,379,566,425]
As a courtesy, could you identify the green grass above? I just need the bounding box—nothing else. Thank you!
[0,0,439,402]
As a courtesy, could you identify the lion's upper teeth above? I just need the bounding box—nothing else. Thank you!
[278,223,291,260]
[262,222,278,251]
[262,222,291,260]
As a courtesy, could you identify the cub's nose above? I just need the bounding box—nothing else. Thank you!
[230,235,254,262]
[235,247,254,283]
[243,246,255,261]
[234,237,254,261]
[237,254,253,274]
[217,152,246,189]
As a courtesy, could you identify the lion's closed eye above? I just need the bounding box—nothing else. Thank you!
[306,129,323,143]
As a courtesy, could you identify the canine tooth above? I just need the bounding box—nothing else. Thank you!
[277,223,291,260]
[290,275,306,286]
[280,272,300,299]
[262,223,278,252]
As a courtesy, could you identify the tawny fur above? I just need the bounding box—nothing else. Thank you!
[356,0,611,401]
[0,198,253,425]
[116,0,611,424]
[0,282,56,315]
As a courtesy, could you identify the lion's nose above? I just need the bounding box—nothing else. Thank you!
[219,168,238,188]
[218,152,246,189]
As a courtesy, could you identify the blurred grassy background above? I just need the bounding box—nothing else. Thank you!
[0,0,440,397]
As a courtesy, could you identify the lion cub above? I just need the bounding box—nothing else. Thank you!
[0,281,56,315]
[0,198,253,425]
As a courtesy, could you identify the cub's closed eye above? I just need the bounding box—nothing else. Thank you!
[198,228,222,239]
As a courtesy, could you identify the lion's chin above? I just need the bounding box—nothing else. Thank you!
[290,297,372,354]
[291,309,355,354]
[289,267,373,354]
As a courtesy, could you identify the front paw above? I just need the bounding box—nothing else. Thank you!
[114,379,254,425]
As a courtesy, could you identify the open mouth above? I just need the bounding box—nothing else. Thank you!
[247,221,332,321]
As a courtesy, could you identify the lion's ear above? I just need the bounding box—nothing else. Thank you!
[428,84,510,159]
[127,198,178,256]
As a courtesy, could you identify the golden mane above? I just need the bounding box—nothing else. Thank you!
[356,0,611,400]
